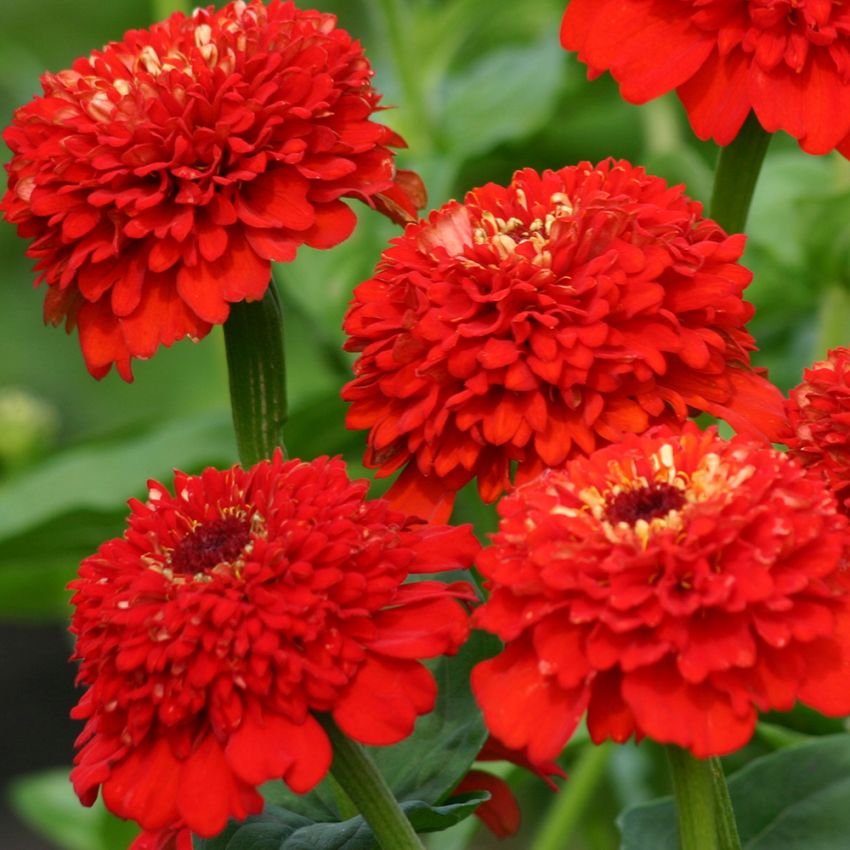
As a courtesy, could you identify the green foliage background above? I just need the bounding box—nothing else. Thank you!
[1,1,849,849]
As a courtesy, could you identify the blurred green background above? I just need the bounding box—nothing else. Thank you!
[2,1,849,849]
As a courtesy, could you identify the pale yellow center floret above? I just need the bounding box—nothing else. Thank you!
[472,191,575,264]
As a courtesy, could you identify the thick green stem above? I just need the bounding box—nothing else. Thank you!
[318,715,427,850]
[223,286,287,466]
[709,112,772,234]
[530,743,612,850]
[666,748,742,850]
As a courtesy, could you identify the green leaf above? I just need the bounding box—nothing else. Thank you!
[196,794,488,850]
[0,411,235,542]
[0,411,236,621]
[367,630,499,803]
[8,768,138,850]
[441,32,565,159]
[619,734,850,850]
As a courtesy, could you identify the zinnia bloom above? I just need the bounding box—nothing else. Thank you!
[2,0,422,380]
[454,737,565,838]
[561,1,850,155]
[343,160,786,522]
[472,423,850,762]
[785,346,850,513]
[69,453,476,837]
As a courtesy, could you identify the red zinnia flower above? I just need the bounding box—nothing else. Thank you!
[69,453,477,837]
[454,737,565,838]
[343,160,786,523]
[785,346,850,514]
[472,423,850,762]
[2,0,422,380]
[561,1,850,155]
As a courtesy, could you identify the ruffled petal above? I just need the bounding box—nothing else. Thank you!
[332,655,436,745]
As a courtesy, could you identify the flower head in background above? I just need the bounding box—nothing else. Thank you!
[69,453,476,837]
[2,0,422,380]
[343,160,786,522]
[785,346,850,513]
[472,424,850,763]
[562,1,850,155]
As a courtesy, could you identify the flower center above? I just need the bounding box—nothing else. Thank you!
[606,482,686,526]
[170,516,251,574]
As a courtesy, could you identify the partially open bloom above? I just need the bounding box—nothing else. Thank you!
[2,0,422,380]
[343,160,786,522]
[69,453,476,837]
[785,346,850,514]
[472,424,850,762]
[562,1,850,154]
[454,737,565,838]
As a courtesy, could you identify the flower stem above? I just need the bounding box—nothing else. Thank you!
[665,748,742,850]
[709,112,772,234]
[318,715,427,850]
[530,743,612,850]
[223,285,287,466]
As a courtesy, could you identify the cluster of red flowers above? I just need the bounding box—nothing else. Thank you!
[785,346,850,514]
[69,453,477,837]
[471,424,850,761]
[562,0,850,155]
[1,0,421,380]
[7,0,850,846]
[344,160,786,522]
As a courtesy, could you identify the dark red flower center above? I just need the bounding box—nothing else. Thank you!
[171,516,251,574]
[606,482,685,525]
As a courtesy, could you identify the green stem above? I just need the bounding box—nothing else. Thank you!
[318,715,427,850]
[223,285,287,466]
[709,112,772,233]
[666,748,742,850]
[530,743,612,850]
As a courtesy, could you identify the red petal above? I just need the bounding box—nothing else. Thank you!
[454,770,521,838]
[705,368,789,442]
[177,734,262,837]
[622,660,756,757]
[372,169,427,226]
[751,51,850,154]
[120,272,211,359]
[303,201,357,249]
[237,170,315,231]
[677,48,752,145]
[472,639,588,764]
[565,0,714,102]
[332,655,435,745]
[385,463,459,524]
[76,299,133,381]
[101,737,181,830]
[225,707,331,793]
[369,598,469,659]
[798,608,850,715]
[587,670,637,745]
[533,615,592,689]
